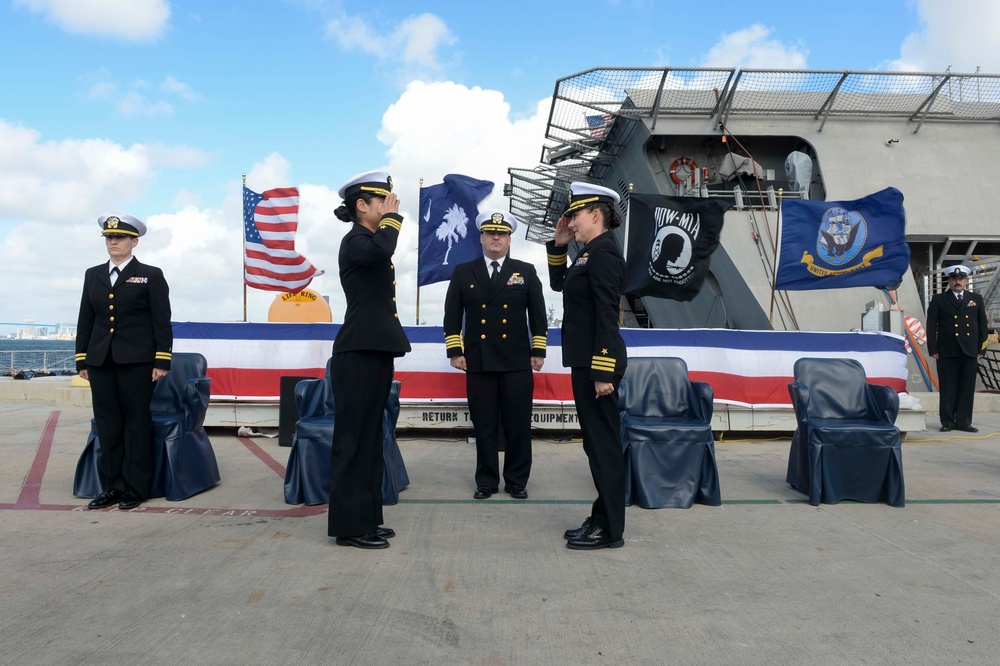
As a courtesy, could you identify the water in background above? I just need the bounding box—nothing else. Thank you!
[0,339,76,374]
[0,339,75,351]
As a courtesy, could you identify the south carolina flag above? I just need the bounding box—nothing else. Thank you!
[417,174,494,287]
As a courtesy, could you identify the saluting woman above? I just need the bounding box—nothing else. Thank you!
[329,171,411,550]
[546,183,627,550]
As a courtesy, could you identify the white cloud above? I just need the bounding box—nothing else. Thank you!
[370,81,553,326]
[396,14,455,70]
[325,11,457,80]
[145,143,211,168]
[0,121,212,324]
[117,91,175,117]
[0,83,553,327]
[701,24,807,69]
[0,120,152,222]
[160,76,204,102]
[82,72,204,117]
[14,0,170,41]
[889,0,1000,72]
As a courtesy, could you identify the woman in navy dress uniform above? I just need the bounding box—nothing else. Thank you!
[329,170,411,549]
[546,183,628,550]
[76,212,172,511]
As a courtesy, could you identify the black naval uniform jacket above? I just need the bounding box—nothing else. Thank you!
[546,232,627,381]
[75,258,172,371]
[332,213,411,357]
[443,257,547,372]
[926,289,989,359]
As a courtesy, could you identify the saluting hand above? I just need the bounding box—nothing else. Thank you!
[553,215,573,246]
[378,193,400,216]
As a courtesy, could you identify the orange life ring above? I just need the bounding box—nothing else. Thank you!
[670,156,698,185]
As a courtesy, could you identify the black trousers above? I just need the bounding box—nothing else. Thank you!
[937,355,979,428]
[328,350,394,538]
[87,360,155,498]
[466,369,534,489]
[571,368,625,541]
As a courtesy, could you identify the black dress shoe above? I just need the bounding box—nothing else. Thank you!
[119,490,142,510]
[503,484,528,499]
[473,486,497,499]
[335,533,390,549]
[956,425,979,433]
[940,426,953,432]
[564,517,593,540]
[87,488,122,509]
[566,526,624,550]
[376,527,395,539]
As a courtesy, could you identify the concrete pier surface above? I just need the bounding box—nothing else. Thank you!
[2,392,999,665]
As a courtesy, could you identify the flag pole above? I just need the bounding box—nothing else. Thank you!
[415,178,423,325]
[242,173,248,323]
[767,188,783,329]
[620,183,632,326]
[622,182,632,263]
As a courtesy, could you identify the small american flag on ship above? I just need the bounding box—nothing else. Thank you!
[586,114,613,138]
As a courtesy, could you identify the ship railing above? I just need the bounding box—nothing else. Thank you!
[978,346,1000,392]
[0,351,77,376]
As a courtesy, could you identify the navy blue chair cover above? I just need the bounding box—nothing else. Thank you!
[283,359,408,506]
[618,357,722,508]
[73,352,221,501]
[786,357,904,507]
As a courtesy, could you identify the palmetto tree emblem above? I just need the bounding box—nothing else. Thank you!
[435,203,469,265]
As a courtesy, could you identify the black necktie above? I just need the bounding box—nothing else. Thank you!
[490,260,500,284]
[957,292,963,302]
[110,266,120,284]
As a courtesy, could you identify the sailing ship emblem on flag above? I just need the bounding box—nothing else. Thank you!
[776,187,909,291]
[815,207,868,266]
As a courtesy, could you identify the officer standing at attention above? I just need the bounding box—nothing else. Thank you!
[76,212,172,511]
[444,210,547,500]
[329,170,411,550]
[926,264,989,433]
[547,183,628,550]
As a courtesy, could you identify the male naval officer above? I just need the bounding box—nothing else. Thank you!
[76,212,172,510]
[926,264,989,433]
[443,210,547,499]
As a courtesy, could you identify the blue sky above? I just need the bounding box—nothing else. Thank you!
[1,0,997,328]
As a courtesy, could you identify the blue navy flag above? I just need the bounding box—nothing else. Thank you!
[418,174,494,287]
[624,194,728,301]
[775,187,909,291]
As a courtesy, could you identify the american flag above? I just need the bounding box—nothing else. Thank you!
[586,113,613,138]
[243,186,322,293]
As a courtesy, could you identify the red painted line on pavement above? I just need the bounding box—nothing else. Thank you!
[237,436,287,478]
[17,410,60,507]
[0,502,327,518]
[6,411,324,516]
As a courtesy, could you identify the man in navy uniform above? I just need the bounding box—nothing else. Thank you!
[444,210,547,499]
[926,264,989,433]
[76,212,172,510]
[329,170,411,549]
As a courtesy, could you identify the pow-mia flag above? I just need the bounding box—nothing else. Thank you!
[775,187,909,291]
[624,194,728,301]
